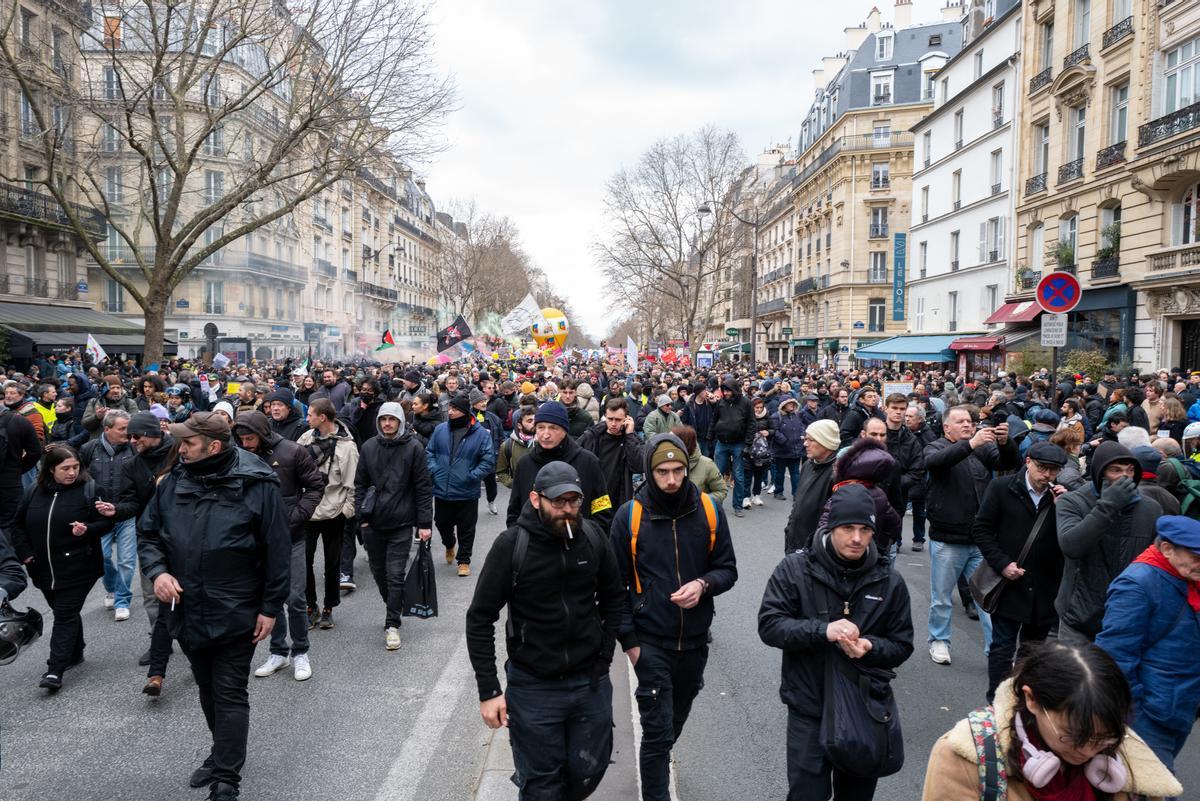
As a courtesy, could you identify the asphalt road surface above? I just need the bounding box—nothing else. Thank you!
[1,485,1196,800]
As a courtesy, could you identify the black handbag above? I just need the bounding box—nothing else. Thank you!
[969,501,1051,614]
[820,654,904,778]
[401,540,438,619]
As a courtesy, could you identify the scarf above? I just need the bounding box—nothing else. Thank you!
[1018,720,1097,801]
[1134,544,1200,611]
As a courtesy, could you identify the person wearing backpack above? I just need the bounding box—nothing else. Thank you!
[610,433,738,801]
[465,462,628,801]
[759,483,914,801]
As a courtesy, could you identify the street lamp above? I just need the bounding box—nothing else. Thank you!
[698,199,761,365]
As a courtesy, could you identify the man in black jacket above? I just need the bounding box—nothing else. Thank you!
[679,384,715,458]
[467,462,628,801]
[759,484,914,801]
[577,397,643,512]
[79,409,136,620]
[707,377,754,517]
[235,411,325,681]
[783,419,840,553]
[881,394,923,550]
[505,402,612,530]
[610,433,738,801]
[353,403,432,652]
[0,406,41,529]
[818,387,850,425]
[971,442,1068,702]
[838,386,885,448]
[904,406,938,550]
[265,388,307,442]
[138,412,289,801]
[923,405,1020,667]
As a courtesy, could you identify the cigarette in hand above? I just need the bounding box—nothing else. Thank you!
[170,598,176,611]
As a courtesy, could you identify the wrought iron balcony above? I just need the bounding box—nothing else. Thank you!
[989,250,999,262]
[1139,100,1200,147]
[794,277,816,296]
[1096,141,1126,169]
[1102,17,1133,49]
[1058,158,1084,184]
[313,258,336,278]
[56,283,78,301]
[869,223,889,239]
[756,298,788,314]
[1064,44,1090,69]
[1019,271,1042,290]
[1029,67,1052,94]
[205,303,226,315]
[26,279,48,298]
[871,177,890,189]
[359,281,398,302]
[0,181,105,239]
[955,138,963,151]
[950,260,959,272]
[1092,256,1120,279]
[1025,173,1048,195]
[992,183,1001,195]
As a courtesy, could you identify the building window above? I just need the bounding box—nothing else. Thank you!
[915,296,926,329]
[1164,35,1200,114]
[951,170,962,208]
[1110,81,1129,143]
[948,291,959,331]
[103,16,122,49]
[103,66,120,100]
[950,230,960,267]
[1174,182,1200,245]
[1030,223,1045,269]
[990,150,1003,189]
[923,71,936,100]
[1112,0,1131,20]
[873,123,891,146]
[922,130,931,165]
[868,299,886,332]
[992,82,1005,123]
[1041,23,1055,70]
[953,109,964,146]
[105,278,124,312]
[1070,106,1087,160]
[985,284,998,316]
[869,251,887,283]
[919,241,928,278]
[104,166,122,203]
[921,186,929,220]
[1035,123,1050,174]
[204,280,224,314]
[1074,0,1090,49]
[204,170,223,204]
[1060,214,1078,261]
[871,74,893,106]
[980,217,1005,262]
[871,162,889,187]
[974,51,984,80]
[876,34,893,61]
[203,126,223,156]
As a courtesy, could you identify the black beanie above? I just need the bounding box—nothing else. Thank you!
[449,392,472,416]
[826,484,877,532]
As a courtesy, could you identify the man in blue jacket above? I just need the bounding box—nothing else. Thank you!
[1096,515,1200,774]
[426,393,495,578]
[610,432,738,801]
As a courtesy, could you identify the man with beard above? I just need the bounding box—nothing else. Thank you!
[578,397,644,511]
[265,389,307,442]
[311,369,351,411]
[466,462,628,801]
[610,433,737,801]
[505,401,611,531]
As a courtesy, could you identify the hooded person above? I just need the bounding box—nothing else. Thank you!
[609,433,738,801]
[1054,441,1163,644]
[708,377,755,515]
[497,406,537,489]
[816,438,903,555]
[1130,445,1181,516]
[352,402,433,651]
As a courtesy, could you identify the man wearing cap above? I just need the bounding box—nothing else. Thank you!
[138,412,290,801]
[505,400,610,532]
[1096,515,1200,773]
[643,393,682,439]
[234,411,325,681]
[353,402,432,651]
[610,433,738,801]
[971,441,1070,702]
[467,462,627,800]
[759,483,914,801]
[426,392,495,577]
[783,418,840,550]
[265,388,307,442]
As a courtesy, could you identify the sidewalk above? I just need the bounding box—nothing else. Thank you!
[471,659,639,800]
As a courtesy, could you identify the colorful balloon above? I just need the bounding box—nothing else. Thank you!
[530,308,569,351]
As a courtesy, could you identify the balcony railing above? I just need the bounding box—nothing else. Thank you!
[871,177,890,189]
[25,279,48,298]
[100,300,124,313]
[953,199,961,210]
[1139,100,1200,147]
[950,260,959,272]
[1058,158,1085,184]
[1147,245,1200,273]
[991,183,1001,195]
[205,303,226,315]
[0,181,105,239]
[869,223,889,238]
[954,138,963,151]
[1064,44,1090,69]
[868,271,889,284]
[1092,256,1120,278]
[1102,17,1133,49]
[360,281,398,302]
[989,250,999,262]
[794,277,816,296]
[56,283,78,301]
[993,113,1004,129]
[872,92,892,106]
[756,298,788,314]
[1019,271,1043,290]
[342,269,358,282]
[1096,141,1127,169]
[312,214,332,232]
[1029,67,1052,94]
[1025,173,1048,195]
[313,258,336,278]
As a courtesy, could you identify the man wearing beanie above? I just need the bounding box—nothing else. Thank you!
[505,401,610,531]
[469,388,504,516]
[782,418,839,552]
[610,433,737,801]
[396,370,425,405]
[265,388,307,442]
[1130,445,1181,515]
[642,394,682,438]
[759,483,913,801]
[426,392,495,577]
[353,403,432,650]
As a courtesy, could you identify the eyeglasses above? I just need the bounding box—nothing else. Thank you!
[540,494,584,510]
[1040,710,1120,751]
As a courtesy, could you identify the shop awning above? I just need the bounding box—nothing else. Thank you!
[984,301,1042,325]
[950,335,1002,351]
[853,334,957,362]
[0,300,172,358]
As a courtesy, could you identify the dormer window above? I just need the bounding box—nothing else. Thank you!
[877,33,893,61]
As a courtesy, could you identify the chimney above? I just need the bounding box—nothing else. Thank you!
[844,23,870,52]
[415,178,426,190]
[812,67,826,89]
[822,54,848,77]
[894,0,912,29]
[866,6,882,33]
[941,0,963,21]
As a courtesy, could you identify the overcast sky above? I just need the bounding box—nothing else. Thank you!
[424,0,949,338]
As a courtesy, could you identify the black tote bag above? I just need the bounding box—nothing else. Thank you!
[401,540,438,619]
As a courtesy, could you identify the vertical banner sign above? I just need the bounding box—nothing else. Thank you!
[892,233,907,321]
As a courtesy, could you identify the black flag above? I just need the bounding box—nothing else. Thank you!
[436,315,473,352]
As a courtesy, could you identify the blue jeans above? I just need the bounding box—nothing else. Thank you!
[910,498,927,542]
[713,442,746,509]
[101,518,137,609]
[771,458,802,498]
[928,539,992,650]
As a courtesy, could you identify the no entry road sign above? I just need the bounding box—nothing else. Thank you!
[1036,271,1082,315]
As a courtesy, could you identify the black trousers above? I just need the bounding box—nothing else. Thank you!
[633,643,708,801]
[147,602,175,678]
[183,636,257,789]
[340,514,358,580]
[434,498,478,565]
[40,580,94,675]
[987,615,1052,702]
[483,473,498,503]
[786,709,878,801]
[364,526,414,628]
[305,516,344,609]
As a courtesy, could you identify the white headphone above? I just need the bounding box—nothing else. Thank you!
[1013,712,1128,793]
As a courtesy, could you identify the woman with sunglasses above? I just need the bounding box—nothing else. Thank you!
[922,641,1182,801]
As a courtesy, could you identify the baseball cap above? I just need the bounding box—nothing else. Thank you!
[533,462,583,500]
[169,411,231,441]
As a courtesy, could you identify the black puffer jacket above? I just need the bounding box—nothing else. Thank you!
[758,537,913,713]
[884,424,925,513]
[354,427,433,531]
[235,412,326,542]
[11,479,111,591]
[923,434,1021,544]
[270,408,308,442]
[411,409,444,443]
[79,435,135,505]
[466,505,628,701]
[838,401,884,448]
[783,454,837,553]
[708,379,753,446]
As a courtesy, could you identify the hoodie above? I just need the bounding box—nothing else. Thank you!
[708,378,753,446]
[234,411,326,540]
[353,405,433,531]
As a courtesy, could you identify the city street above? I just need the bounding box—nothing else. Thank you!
[2,485,1197,800]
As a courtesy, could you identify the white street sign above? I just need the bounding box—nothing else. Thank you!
[1040,313,1067,348]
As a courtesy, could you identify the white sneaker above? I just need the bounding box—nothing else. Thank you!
[114,607,130,622]
[385,627,401,651]
[293,654,312,681]
[764,484,775,495]
[742,497,752,509]
[487,501,498,516]
[753,495,764,506]
[254,654,290,677]
[103,593,115,610]
[929,640,952,665]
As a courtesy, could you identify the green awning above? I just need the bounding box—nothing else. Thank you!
[853,334,957,362]
[792,338,816,346]
[824,339,839,351]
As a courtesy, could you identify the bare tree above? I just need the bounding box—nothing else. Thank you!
[0,0,452,362]
[595,126,746,348]
[434,201,525,321]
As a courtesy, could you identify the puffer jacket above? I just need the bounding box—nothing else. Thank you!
[426,419,495,502]
[817,440,903,553]
[411,409,444,443]
[270,407,308,442]
[11,479,110,591]
[297,420,360,521]
[235,412,325,541]
[354,424,433,531]
[708,379,753,446]
[687,447,727,503]
[924,434,1021,544]
[1055,442,1162,637]
[771,401,806,460]
[115,435,176,528]
[838,400,884,448]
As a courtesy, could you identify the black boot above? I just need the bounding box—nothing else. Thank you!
[208,781,239,801]
[189,756,215,788]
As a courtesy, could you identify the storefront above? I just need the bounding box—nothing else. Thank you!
[790,338,817,365]
[950,335,1003,382]
[766,339,790,364]
[852,334,957,367]
[0,300,174,363]
[1062,286,1135,366]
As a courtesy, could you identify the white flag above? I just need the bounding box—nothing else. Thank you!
[212,352,231,370]
[85,334,108,364]
[500,293,548,336]
[626,335,638,370]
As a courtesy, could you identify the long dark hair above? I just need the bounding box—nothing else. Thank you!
[1006,642,1131,790]
[37,444,90,491]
